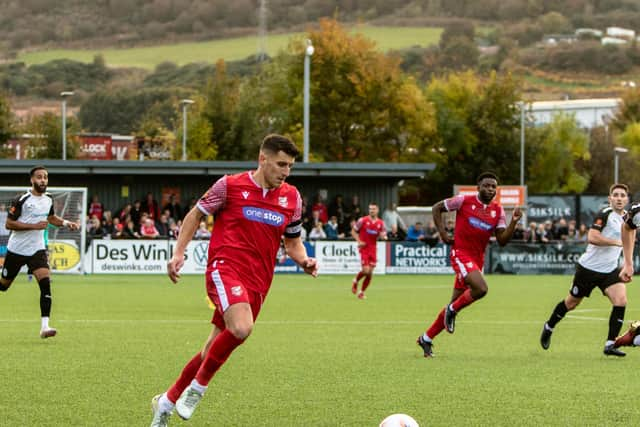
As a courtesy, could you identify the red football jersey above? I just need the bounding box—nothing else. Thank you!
[197,172,302,294]
[445,194,506,262]
[354,216,386,251]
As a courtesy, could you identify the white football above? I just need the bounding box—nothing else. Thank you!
[379,413,420,427]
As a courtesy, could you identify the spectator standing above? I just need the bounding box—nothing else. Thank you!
[382,203,407,240]
[142,192,160,221]
[163,194,183,221]
[577,224,589,242]
[88,195,104,221]
[328,194,347,231]
[311,194,329,224]
[156,212,170,238]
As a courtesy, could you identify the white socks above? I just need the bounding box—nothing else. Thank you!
[633,336,640,346]
[190,379,207,394]
[41,316,49,330]
[159,393,175,414]
[422,333,432,342]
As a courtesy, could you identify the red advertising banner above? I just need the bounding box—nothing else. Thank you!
[454,185,527,207]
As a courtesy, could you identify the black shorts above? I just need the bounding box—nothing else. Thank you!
[1,250,49,281]
[570,263,622,298]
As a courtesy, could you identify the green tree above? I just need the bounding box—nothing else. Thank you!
[79,88,180,134]
[616,122,640,187]
[202,59,243,160]
[611,89,640,132]
[526,112,590,193]
[22,112,79,159]
[247,18,437,162]
[0,91,12,144]
[175,98,215,160]
[422,71,522,202]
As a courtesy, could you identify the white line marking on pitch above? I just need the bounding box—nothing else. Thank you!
[0,318,610,325]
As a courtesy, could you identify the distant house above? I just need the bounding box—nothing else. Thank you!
[543,34,577,45]
[601,37,628,45]
[575,28,603,39]
[528,98,621,129]
[606,27,636,40]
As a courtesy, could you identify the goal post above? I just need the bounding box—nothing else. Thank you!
[0,186,87,274]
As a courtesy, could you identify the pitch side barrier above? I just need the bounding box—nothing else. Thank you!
[79,240,640,275]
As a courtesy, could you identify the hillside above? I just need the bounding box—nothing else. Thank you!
[16,26,442,69]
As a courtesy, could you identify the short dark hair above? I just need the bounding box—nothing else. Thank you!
[261,134,300,158]
[30,166,47,177]
[610,183,629,195]
[477,171,498,184]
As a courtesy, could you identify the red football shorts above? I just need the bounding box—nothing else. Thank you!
[205,260,265,329]
[359,248,377,267]
[450,249,483,290]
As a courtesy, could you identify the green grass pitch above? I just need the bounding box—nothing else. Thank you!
[1,273,639,426]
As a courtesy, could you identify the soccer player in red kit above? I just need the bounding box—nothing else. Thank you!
[417,172,522,357]
[351,202,387,300]
[149,134,318,426]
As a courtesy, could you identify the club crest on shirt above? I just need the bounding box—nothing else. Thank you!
[278,197,288,208]
[471,205,476,210]
[242,191,250,199]
[231,286,243,296]
[491,210,496,218]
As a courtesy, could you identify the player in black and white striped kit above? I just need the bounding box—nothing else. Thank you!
[540,184,631,356]
[0,166,79,339]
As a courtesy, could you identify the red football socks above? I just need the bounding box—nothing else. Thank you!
[361,276,372,292]
[426,308,446,339]
[167,352,203,403]
[194,329,245,386]
[451,288,475,312]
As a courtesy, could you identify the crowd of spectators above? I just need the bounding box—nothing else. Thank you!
[85,192,194,242]
[82,191,591,247]
[511,218,588,243]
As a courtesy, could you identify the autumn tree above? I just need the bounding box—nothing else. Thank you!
[526,112,590,193]
[21,112,80,159]
[422,71,522,201]
[0,91,11,144]
[175,97,215,160]
[245,18,437,163]
[201,59,243,160]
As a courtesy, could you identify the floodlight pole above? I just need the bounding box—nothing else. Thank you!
[614,146,629,183]
[180,99,194,161]
[60,91,74,160]
[519,101,525,186]
[303,39,314,163]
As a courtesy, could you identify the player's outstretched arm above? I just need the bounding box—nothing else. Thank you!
[620,222,636,283]
[495,206,523,246]
[284,236,318,277]
[48,215,80,231]
[167,206,204,283]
